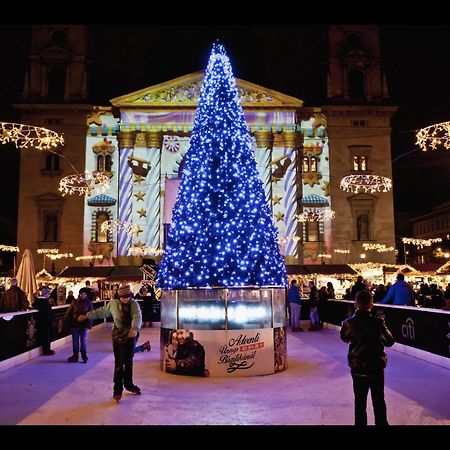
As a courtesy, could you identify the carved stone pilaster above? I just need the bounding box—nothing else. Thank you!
[117,131,136,149]
[145,131,164,149]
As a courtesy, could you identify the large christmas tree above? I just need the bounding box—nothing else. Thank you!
[157,43,286,289]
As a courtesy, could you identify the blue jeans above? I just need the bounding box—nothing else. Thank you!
[72,328,88,354]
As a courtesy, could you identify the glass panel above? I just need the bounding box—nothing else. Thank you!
[272,288,286,328]
[160,290,177,329]
[178,288,226,330]
[360,156,367,171]
[227,288,272,329]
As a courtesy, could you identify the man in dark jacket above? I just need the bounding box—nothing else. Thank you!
[0,278,29,312]
[32,287,55,355]
[165,329,208,376]
[340,289,394,426]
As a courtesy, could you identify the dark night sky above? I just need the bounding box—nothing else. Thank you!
[1,24,450,243]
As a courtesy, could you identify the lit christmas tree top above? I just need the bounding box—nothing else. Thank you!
[157,42,287,289]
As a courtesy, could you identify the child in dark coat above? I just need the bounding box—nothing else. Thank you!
[63,288,94,363]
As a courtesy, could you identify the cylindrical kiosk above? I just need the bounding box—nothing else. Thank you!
[160,287,287,377]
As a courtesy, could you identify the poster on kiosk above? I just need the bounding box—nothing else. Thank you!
[161,327,286,377]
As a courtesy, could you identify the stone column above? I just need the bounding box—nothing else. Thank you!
[254,130,274,208]
[145,131,164,250]
[281,130,303,259]
[117,131,136,257]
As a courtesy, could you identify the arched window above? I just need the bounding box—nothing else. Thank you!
[96,212,109,243]
[310,157,318,173]
[348,69,365,99]
[97,154,104,172]
[50,30,68,46]
[345,33,361,50]
[105,154,112,172]
[45,153,60,171]
[48,65,65,100]
[360,156,367,171]
[353,155,368,171]
[302,157,309,173]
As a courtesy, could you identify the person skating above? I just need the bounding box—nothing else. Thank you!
[78,284,142,402]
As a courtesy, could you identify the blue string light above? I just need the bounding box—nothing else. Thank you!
[157,43,287,289]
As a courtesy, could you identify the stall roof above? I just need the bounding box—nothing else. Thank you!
[286,264,356,276]
[107,266,144,281]
[408,263,442,274]
[58,266,113,279]
[303,264,357,275]
[286,265,310,275]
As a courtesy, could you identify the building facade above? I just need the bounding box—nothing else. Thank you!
[16,25,397,271]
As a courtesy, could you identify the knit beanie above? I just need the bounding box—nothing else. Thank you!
[117,284,132,298]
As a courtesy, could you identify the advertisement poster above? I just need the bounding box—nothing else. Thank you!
[160,327,286,377]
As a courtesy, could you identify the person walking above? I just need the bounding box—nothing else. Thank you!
[63,288,94,363]
[0,278,29,312]
[78,284,142,402]
[340,289,395,426]
[287,279,303,332]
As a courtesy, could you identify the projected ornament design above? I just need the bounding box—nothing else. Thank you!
[101,219,141,236]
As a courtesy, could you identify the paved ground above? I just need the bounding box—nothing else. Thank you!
[0,324,448,426]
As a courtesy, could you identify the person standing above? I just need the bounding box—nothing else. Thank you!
[0,278,29,312]
[32,287,55,356]
[63,288,94,363]
[380,273,414,306]
[287,279,303,332]
[340,289,394,426]
[78,284,142,402]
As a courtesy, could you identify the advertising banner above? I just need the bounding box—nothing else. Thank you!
[160,327,287,377]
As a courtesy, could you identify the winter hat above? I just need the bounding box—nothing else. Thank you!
[117,284,132,298]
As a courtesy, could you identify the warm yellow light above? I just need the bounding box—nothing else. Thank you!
[340,174,392,193]
[59,172,110,197]
[360,253,366,259]
[416,121,450,151]
[0,122,64,150]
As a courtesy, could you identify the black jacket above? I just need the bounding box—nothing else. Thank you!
[340,309,394,376]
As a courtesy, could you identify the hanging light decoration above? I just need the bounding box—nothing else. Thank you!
[416,121,450,151]
[128,246,164,257]
[362,243,395,252]
[0,122,64,150]
[75,255,104,261]
[334,248,350,254]
[340,174,392,193]
[59,172,110,196]
[402,237,442,249]
[0,245,19,252]
[296,208,335,222]
[101,219,141,236]
[47,252,74,260]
